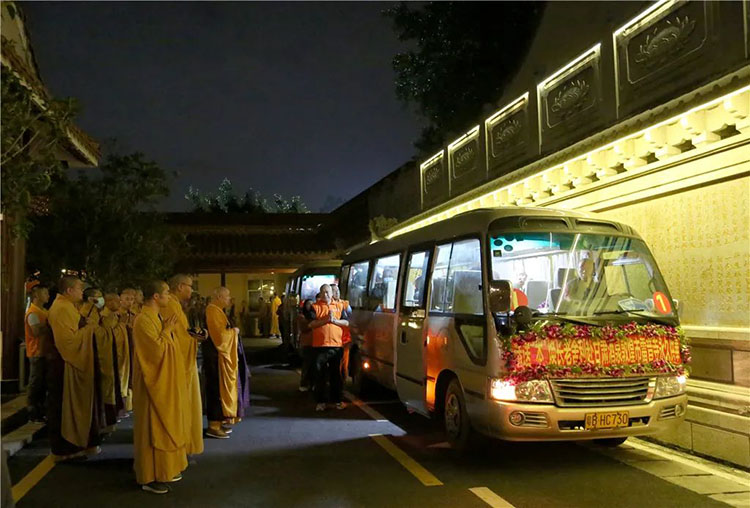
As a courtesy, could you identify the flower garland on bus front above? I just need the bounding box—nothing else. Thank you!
[498,321,691,383]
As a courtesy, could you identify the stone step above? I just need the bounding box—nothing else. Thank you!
[1,421,45,457]
[1,395,28,437]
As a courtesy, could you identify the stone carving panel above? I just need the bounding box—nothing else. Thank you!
[448,127,485,196]
[421,152,448,210]
[614,1,746,118]
[620,1,707,85]
[538,45,604,154]
[485,94,531,178]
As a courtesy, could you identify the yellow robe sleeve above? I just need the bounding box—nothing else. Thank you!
[48,297,97,448]
[206,305,236,354]
[133,311,186,451]
[49,299,96,372]
[205,304,238,419]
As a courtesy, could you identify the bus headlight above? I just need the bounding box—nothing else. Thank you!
[490,379,554,403]
[654,375,687,399]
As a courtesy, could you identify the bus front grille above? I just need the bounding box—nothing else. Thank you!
[550,377,654,407]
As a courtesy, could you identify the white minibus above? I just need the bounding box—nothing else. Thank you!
[341,207,688,449]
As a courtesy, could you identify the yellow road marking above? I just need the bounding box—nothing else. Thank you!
[343,391,389,422]
[469,487,516,508]
[369,434,443,487]
[12,454,56,502]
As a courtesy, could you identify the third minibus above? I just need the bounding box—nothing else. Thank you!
[340,207,688,449]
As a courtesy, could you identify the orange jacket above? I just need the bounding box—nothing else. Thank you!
[311,301,343,348]
[25,303,48,358]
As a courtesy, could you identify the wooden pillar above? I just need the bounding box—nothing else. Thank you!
[1,215,26,381]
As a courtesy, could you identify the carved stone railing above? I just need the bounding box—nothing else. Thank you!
[389,84,750,238]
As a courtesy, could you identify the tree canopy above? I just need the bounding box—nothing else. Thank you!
[27,152,186,290]
[186,178,309,214]
[1,63,77,237]
[385,1,546,153]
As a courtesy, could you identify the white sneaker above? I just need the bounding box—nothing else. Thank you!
[298,385,309,392]
[315,403,326,412]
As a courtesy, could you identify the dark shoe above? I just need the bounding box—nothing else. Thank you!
[142,482,169,494]
[205,428,230,439]
[169,473,182,483]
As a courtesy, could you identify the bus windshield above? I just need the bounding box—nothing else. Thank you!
[488,231,676,320]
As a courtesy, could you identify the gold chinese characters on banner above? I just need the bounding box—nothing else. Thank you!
[512,336,682,369]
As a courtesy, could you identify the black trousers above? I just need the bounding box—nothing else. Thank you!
[201,339,224,422]
[27,356,47,420]
[313,347,343,404]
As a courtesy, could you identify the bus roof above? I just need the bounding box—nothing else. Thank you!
[344,207,640,263]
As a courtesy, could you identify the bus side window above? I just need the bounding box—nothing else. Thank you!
[340,265,351,300]
[347,261,370,309]
[403,250,430,308]
[429,243,452,313]
[447,239,483,315]
[369,254,401,312]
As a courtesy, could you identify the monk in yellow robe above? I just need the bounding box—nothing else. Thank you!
[270,292,282,338]
[163,274,204,456]
[47,276,102,460]
[91,293,119,429]
[203,287,239,439]
[101,293,130,421]
[134,288,145,315]
[132,280,187,495]
[119,288,138,412]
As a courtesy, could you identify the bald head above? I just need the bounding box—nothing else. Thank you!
[104,292,120,312]
[119,288,135,310]
[319,284,332,304]
[211,286,231,309]
[169,274,193,302]
[59,276,84,303]
[143,280,170,309]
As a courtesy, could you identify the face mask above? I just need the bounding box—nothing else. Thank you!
[95,297,105,309]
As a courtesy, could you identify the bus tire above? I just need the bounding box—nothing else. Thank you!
[444,379,473,452]
[594,437,628,447]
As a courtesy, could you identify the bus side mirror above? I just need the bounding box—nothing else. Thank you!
[489,280,512,314]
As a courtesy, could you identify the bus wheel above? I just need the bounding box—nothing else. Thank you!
[444,379,472,451]
[594,437,628,447]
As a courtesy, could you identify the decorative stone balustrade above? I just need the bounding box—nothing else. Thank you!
[388,85,750,239]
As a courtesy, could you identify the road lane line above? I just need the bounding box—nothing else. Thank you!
[626,438,750,485]
[469,487,516,508]
[369,434,443,487]
[11,454,55,502]
[343,391,389,422]
[469,487,514,508]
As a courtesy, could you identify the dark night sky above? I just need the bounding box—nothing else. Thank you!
[22,1,421,212]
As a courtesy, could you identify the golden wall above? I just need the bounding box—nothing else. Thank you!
[602,176,750,328]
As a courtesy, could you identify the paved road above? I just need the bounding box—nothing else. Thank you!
[7,340,747,507]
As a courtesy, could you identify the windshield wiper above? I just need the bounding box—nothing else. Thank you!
[592,309,676,326]
[530,311,598,326]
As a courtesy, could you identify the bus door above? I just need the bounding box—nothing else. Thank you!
[396,249,431,416]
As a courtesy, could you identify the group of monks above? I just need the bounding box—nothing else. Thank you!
[36,273,249,495]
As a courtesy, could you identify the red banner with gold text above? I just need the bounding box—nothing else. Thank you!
[512,336,682,369]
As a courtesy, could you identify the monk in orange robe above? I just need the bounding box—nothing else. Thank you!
[163,274,204,456]
[132,280,187,495]
[203,287,239,439]
[47,276,102,460]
